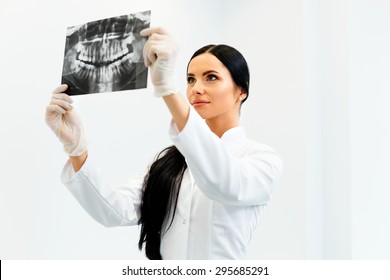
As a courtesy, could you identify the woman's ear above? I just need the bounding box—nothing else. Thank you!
[239,92,247,101]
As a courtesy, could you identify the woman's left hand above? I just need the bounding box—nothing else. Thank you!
[140,27,179,97]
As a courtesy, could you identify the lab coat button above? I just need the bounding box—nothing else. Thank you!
[183,220,187,224]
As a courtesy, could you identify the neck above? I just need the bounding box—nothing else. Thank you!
[206,114,240,138]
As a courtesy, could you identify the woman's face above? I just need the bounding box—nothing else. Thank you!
[186,53,245,122]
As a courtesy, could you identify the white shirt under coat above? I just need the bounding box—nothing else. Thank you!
[61,108,283,259]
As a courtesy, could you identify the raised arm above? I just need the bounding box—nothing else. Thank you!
[140,27,190,131]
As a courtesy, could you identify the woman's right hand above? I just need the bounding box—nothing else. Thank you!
[140,27,179,97]
[45,84,88,156]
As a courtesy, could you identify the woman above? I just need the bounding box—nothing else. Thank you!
[45,27,283,259]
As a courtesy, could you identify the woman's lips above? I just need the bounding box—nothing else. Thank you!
[192,101,210,107]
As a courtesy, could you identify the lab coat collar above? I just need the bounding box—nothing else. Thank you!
[221,126,247,153]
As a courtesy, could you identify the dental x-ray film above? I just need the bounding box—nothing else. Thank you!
[61,10,151,95]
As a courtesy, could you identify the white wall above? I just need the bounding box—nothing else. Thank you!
[303,0,390,259]
[1,0,389,260]
[304,0,353,259]
[348,0,390,259]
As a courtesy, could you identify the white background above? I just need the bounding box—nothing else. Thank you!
[0,0,389,260]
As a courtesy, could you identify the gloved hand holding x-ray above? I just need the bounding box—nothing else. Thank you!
[62,10,151,95]
[45,84,88,156]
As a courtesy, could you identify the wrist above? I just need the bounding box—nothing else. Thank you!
[153,82,179,98]
[63,128,88,156]
[69,150,88,172]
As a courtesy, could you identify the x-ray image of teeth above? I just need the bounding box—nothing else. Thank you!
[61,10,150,95]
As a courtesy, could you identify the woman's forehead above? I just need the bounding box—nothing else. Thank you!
[187,53,228,74]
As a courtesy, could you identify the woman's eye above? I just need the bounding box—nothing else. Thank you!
[187,77,195,84]
[207,74,217,81]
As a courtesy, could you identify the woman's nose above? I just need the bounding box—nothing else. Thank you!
[191,81,205,95]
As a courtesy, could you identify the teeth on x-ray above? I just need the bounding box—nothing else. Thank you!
[61,11,151,95]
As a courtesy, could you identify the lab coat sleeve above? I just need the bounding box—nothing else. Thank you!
[169,107,283,206]
[61,155,145,227]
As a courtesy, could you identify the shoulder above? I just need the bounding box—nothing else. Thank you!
[242,138,283,166]
[247,139,278,154]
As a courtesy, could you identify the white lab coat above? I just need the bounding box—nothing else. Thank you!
[61,107,283,259]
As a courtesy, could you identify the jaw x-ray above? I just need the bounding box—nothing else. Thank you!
[61,10,151,95]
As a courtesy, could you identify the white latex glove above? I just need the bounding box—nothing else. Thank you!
[45,85,88,156]
[140,27,179,97]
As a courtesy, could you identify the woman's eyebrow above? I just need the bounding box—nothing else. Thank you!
[202,70,219,76]
[187,70,219,77]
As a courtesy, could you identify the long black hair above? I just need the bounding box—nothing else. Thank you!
[138,44,250,260]
[138,145,187,259]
